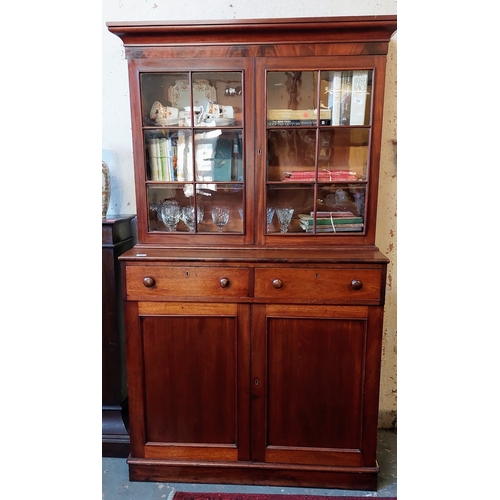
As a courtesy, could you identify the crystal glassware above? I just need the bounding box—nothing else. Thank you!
[276,207,294,233]
[181,205,196,231]
[211,205,230,232]
[196,204,204,224]
[181,205,204,232]
[159,200,181,232]
[266,207,275,231]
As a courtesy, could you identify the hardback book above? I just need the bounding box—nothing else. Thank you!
[148,138,160,181]
[194,135,213,181]
[284,170,358,181]
[176,132,186,181]
[267,119,332,126]
[214,137,233,181]
[313,210,356,217]
[300,223,364,233]
[340,71,353,126]
[166,137,175,180]
[158,137,169,181]
[267,109,332,121]
[328,71,342,126]
[349,70,369,126]
[298,214,363,225]
[185,136,194,182]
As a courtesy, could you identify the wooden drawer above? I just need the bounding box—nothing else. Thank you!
[254,267,383,304]
[125,266,250,300]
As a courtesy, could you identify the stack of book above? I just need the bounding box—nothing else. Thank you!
[284,170,358,182]
[298,212,364,233]
[148,137,176,181]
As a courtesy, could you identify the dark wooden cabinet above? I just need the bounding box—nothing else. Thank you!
[102,215,136,457]
[108,15,396,490]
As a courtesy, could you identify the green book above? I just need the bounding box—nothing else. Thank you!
[298,214,363,225]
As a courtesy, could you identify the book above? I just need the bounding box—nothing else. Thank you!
[267,109,332,121]
[328,71,342,126]
[350,70,369,126]
[300,224,364,233]
[267,119,332,126]
[185,135,194,181]
[166,137,175,181]
[314,211,355,217]
[176,132,185,181]
[214,137,233,181]
[267,108,332,126]
[195,137,215,182]
[284,170,358,182]
[298,213,363,225]
[158,137,169,180]
[340,71,352,126]
[148,138,160,181]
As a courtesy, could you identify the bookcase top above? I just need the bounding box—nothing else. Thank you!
[107,15,397,47]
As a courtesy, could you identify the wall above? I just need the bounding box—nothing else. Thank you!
[102,0,397,428]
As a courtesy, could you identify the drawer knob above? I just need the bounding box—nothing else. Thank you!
[272,278,284,289]
[351,279,363,290]
[220,278,230,288]
[143,276,156,288]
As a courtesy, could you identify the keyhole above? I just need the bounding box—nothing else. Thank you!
[186,271,189,277]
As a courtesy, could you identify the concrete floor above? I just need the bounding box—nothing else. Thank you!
[102,429,396,498]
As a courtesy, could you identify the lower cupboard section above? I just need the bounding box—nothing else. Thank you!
[124,301,384,490]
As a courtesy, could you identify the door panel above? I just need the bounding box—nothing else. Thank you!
[267,317,365,449]
[252,304,373,467]
[137,303,250,461]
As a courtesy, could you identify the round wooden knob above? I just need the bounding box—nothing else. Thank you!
[143,276,156,288]
[272,278,284,289]
[220,278,230,288]
[351,279,363,290]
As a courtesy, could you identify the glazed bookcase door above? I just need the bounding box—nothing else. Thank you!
[256,56,387,247]
[128,58,254,246]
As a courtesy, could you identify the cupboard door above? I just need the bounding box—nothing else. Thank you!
[127,302,251,462]
[251,304,383,468]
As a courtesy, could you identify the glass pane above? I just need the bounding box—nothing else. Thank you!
[318,128,369,181]
[145,129,184,181]
[147,185,206,233]
[266,184,315,234]
[192,72,242,128]
[267,129,317,181]
[195,130,243,182]
[141,73,188,127]
[267,71,323,125]
[141,71,243,128]
[320,70,372,126]
[144,129,194,182]
[204,184,244,234]
[303,184,366,234]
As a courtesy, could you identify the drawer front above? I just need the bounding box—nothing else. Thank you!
[254,268,383,303]
[126,266,250,300]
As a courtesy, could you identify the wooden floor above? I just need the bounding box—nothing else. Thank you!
[102,429,397,498]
